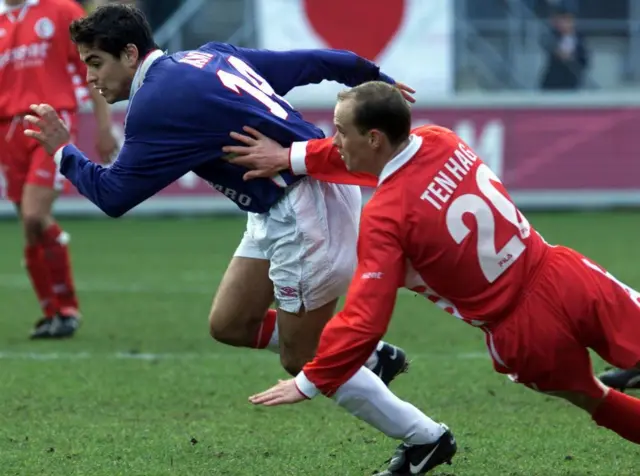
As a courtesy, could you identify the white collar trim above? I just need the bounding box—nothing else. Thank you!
[0,0,38,16]
[378,134,423,186]
[129,49,165,101]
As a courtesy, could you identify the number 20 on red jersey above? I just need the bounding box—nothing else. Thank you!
[421,142,531,284]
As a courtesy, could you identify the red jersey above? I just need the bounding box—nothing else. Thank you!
[291,125,550,397]
[0,0,88,119]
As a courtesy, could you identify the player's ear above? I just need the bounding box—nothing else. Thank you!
[122,44,140,67]
[368,129,382,150]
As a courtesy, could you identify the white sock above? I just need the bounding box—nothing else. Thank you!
[266,325,279,353]
[332,367,445,445]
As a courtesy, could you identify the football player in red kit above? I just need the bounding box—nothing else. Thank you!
[0,0,117,338]
[224,82,640,474]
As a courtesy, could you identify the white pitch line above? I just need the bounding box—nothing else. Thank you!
[0,350,490,361]
[0,274,479,363]
[0,274,425,298]
[0,274,213,295]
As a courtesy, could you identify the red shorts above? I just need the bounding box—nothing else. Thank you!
[485,245,640,399]
[0,111,76,203]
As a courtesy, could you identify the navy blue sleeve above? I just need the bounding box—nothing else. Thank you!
[58,140,207,218]
[214,44,395,97]
[56,76,226,218]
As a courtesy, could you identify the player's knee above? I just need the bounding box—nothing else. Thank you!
[208,308,256,347]
[545,389,606,414]
[21,213,48,244]
[279,346,314,376]
[208,312,243,345]
[279,353,305,376]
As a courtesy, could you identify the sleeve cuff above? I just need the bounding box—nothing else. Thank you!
[53,143,70,166]
[289,141,309,175]
[379,72,395,84]
[294,371,320,399]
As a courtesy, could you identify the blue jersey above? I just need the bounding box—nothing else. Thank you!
[57,42,395,216]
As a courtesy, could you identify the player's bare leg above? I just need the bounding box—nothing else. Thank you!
[276,300,337,375]
[543,385,609,414]
[209,256,409,383]
[20,184,79,339]
[537,363,640,444]
[277,301,408,385]
[208,257,277,349]
[554,361,640,411]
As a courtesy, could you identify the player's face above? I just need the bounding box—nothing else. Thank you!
[332,100,375,172]
[78,44,139,104]
[554,14,575,34]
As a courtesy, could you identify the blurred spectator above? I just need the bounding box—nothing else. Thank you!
[540,6,589,90]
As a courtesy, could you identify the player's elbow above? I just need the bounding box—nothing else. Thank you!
[99,200,132,218]
[104,208,126,218]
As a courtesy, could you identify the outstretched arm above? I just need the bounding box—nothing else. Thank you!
[53,140,198,217]
[24,104,212,218]
[288,138,378,186]
[224,45,396,96]
[223,127,378,187]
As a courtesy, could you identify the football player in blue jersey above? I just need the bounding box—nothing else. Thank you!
[23,7,453,467]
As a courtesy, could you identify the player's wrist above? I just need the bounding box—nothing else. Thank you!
[286,148,293,172]
[294,371,319,399]
[379,72,395,84]
[289,141,309,175]
[53,143,71,166]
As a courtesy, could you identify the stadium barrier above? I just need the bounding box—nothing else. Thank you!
[1,94,639,218]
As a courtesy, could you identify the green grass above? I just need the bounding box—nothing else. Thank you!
[0,212,639,475]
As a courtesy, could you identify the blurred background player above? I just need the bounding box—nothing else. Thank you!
[0,0,117,338]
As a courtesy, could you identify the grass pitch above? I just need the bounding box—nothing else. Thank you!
[0,212,639,475]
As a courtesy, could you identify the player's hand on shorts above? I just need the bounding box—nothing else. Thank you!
[249,378,308,406]
[222,126,290,181]
[23,104,71,155]
[395,82,416,103]
[96,126,119,164]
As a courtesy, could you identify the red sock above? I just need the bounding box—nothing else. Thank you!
[25,243,59,318]
[42,223,79,314]
[253,309,278,352]
[592,389,640,444]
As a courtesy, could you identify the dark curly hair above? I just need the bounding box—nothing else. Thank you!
[69,4,159,58]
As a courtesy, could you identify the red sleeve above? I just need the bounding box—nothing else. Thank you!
[288,139,378,187]
[295,202,406,398]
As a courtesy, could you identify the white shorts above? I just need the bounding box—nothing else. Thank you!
[234,177,361,313]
